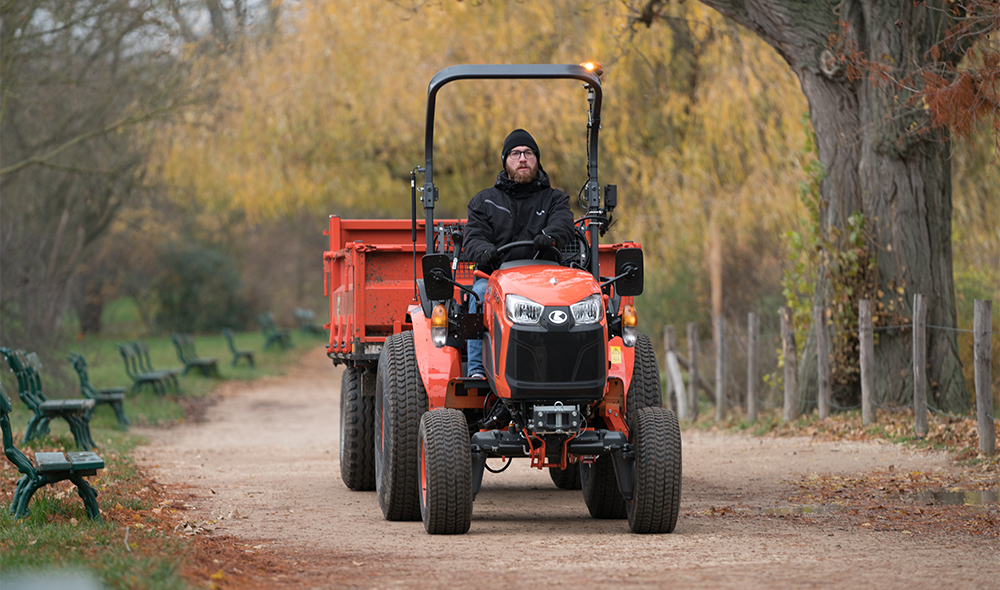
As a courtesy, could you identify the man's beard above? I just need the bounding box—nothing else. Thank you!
[507,161,538,184]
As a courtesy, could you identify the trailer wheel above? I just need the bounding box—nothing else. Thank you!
[375,332,428,521]
[626,406,682,534]
[340,365,376,490]
[581,455,626,518]
[418,409,473,534]
[549,464,581,490]
[626,332,662,414]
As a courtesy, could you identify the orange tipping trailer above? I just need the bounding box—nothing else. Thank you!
[324,215,628,364]
[324,217,451,362]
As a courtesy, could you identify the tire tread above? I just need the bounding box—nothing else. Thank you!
[340,365,376,490]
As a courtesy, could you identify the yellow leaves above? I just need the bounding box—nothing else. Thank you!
[150,0,811,293]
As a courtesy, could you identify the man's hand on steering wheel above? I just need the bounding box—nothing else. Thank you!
[533,232,557,254]
[478,245,501,268]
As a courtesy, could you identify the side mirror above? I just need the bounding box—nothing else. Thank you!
[614,248,643,296]
[422,254,454,301]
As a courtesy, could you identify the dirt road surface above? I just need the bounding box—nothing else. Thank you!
[135,346,998,589]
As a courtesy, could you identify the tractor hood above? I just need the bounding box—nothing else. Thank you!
[493,262,601,308]
[487,261,607,402]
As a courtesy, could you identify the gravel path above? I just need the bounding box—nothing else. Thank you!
[135,345,999,589]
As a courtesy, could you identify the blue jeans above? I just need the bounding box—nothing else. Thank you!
[466,278,489,377]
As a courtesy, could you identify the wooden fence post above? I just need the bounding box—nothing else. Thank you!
[747,312,759,423]
[859,299,876,426]
[663,326,675,413]
[974,300,995,455]
[815,304,831,420]
[715,315,727,422]
[780,307,798,422]
[913,294,928,437]
[664,325,689,420]
[687,322,700,421]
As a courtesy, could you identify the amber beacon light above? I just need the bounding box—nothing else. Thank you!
[580,61,604,77]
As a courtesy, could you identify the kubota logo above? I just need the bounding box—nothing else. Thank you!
[548,310,567,324]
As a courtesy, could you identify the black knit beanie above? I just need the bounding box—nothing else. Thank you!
[502,129,540,163]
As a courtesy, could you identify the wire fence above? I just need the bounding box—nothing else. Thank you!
[663,315,998,411]
[660,296,998,452]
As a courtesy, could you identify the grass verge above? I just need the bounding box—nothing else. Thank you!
[0,330,322,589]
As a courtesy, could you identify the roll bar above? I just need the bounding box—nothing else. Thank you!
[419,64,604,276]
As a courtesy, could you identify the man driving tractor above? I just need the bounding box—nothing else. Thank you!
[462,128,574,379]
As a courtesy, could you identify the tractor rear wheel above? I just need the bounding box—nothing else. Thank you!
[581,455,626,519]
[626,406,682,534]
[626,332,662,413]
[375,332,428,521]
[340,365,376,490]
[418,409,473,534]
[549,464,582,490]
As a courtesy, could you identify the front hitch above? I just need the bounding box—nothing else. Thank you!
[469,429,632,501]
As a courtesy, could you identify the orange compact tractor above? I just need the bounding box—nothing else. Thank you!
[326,64,681,534]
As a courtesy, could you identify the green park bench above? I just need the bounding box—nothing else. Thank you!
[294,308,325,335]
[169,333,220,377]
[0,348,96,450]
[222,328,255,367]
[257,312,292,350]
[117,341,180,395]
[67,352,130,430]
[1,383,104,520]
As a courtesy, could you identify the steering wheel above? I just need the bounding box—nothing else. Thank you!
[497,240,561,261]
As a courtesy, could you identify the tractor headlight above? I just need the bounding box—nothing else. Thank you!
[505,294,543,325]
[570,293,603,324]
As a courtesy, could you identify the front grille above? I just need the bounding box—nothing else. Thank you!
[505,324,605,400]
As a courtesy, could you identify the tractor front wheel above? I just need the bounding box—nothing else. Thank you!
[581,455,626,519]
[375,332,428,521]
[626,406,682,534]
[418,409,473,534]
[340,365,376,490]
[549,464,582,490]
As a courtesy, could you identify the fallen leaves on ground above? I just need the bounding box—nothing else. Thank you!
[786,467,999,538]
[705,408,999,474]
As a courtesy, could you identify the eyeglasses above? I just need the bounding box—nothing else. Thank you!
[507,149,536,161]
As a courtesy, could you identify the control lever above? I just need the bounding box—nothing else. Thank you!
[450,229,464,272]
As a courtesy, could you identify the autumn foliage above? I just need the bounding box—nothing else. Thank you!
[141,1,1000,407]
[832,0,1000,143]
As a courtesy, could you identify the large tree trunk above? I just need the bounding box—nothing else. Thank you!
[695,0,970,412]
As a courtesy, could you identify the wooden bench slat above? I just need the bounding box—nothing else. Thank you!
[35,452,73,471]
[39,399,94,413]
[67,451,105,470]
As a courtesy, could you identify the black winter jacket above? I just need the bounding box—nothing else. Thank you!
[464,168,574,274]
